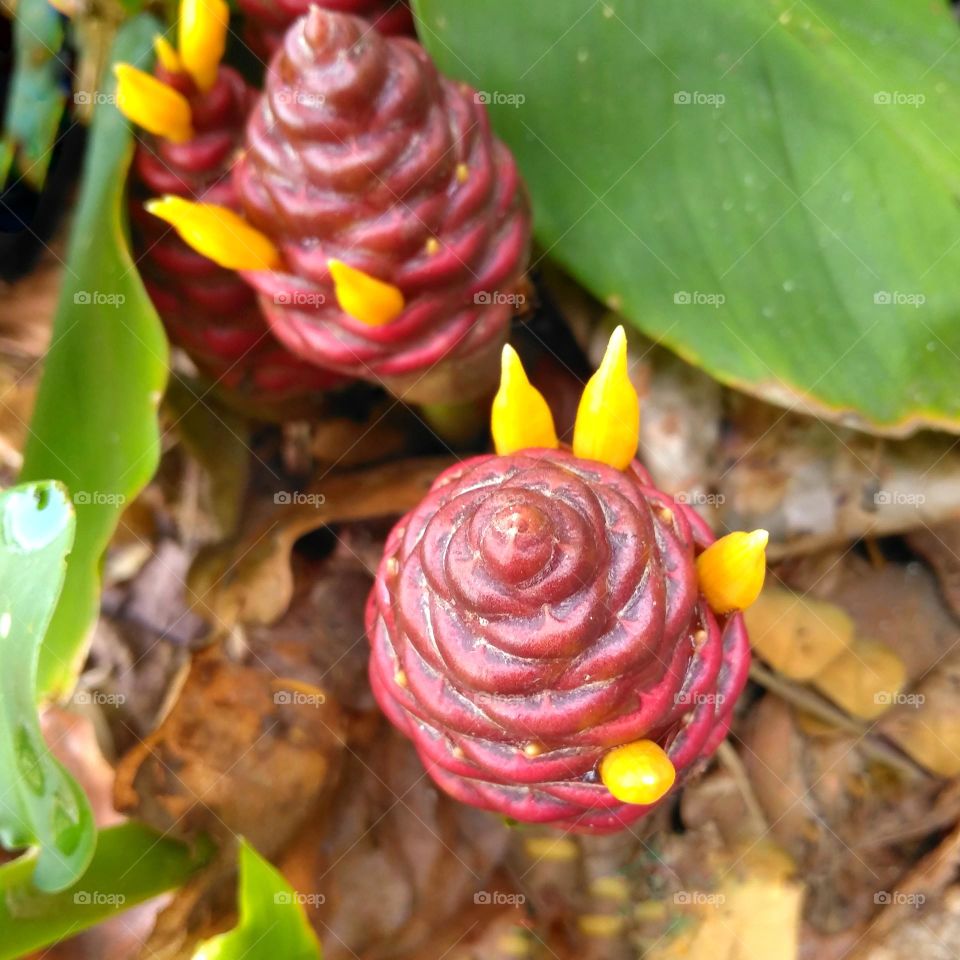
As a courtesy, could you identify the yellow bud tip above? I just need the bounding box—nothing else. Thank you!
[491,344,559,456]
[600,740,676,805]
[572,325,640,470]
[179,0,229,91]
[113,64,194,144]
[328,259,405,327]
[153,35,184,74]
[145,197,281,271]
[696,529,769,615]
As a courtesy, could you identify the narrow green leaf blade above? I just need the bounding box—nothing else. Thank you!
[414,0,960,435]
[0,822,210,958]
[20,13,169,698]
[0,480,93,892]
[1,0,67,188]
[192,841,322,960]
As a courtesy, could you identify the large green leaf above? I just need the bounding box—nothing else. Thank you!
[415,0,960,435]
[0,0,67,188]
[0,822,210,958]
[192,841,322,960]
[20,13,169,699]
[0,481,93,892]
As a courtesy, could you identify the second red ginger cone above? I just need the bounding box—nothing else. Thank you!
[233,8,532,404]
[129,55,344,420]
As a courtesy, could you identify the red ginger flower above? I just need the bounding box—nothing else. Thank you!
[237,0,413,60]
[366,330,763,833]
[120,22,344,419]
[232,8,531,403]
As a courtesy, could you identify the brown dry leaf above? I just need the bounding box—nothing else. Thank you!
[743,586,853,679]
[907,520,960,622]
[879,651,960,777]
[114,645,345,854]
[812,639,906,720]
[188,456,451,631]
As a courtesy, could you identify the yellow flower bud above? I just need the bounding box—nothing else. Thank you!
[491,345,558,455]
[113,64,193,144]
[145,196,281,271]
[572,325,639,470]
[179,0,229,92]
[328,259,405,327]
[696,529,769,614]
[600,740,676,805]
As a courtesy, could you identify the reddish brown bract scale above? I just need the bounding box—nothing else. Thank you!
[233,9,532,403]
[366,448,751,833]
[130,64,345,419]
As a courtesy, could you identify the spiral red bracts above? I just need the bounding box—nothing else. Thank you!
[237,0,413,60]
[366,448,752,833]
[234,9,531,403]
[129,63,343,418]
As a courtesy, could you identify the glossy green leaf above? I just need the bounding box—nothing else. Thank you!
[0,481,93,892]
[415,0,960,435]
[192,841,322,960]
[20,13,169,699]
[0,822,210,958]
[0,0,67,188]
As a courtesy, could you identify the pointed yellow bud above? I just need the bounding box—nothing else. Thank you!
[572,325,639,470]
[145,197,281,271]
[491,344,558,455]
[328,259,405,327]
[179,0,229,92]
[600,740,676,805]
[113,64,194,144]
[154,35,184,74]
[696,529,769,614]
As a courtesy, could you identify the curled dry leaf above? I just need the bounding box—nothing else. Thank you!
[743,586,853,680]
[188,457,452,631]
[114,645,345,854]
[811,639,907,721]
[879,651,960,778]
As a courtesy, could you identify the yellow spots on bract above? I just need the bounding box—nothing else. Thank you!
[424,237,440,256]
[328,258,405,327]
[113,64,194,143]
[599,739,676,805]
[145,196,281,271]
[455,162,470,183]
[491,344,559,456]
[179,0,229,92]
[572,325,639,470]
[696,529,769,615]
